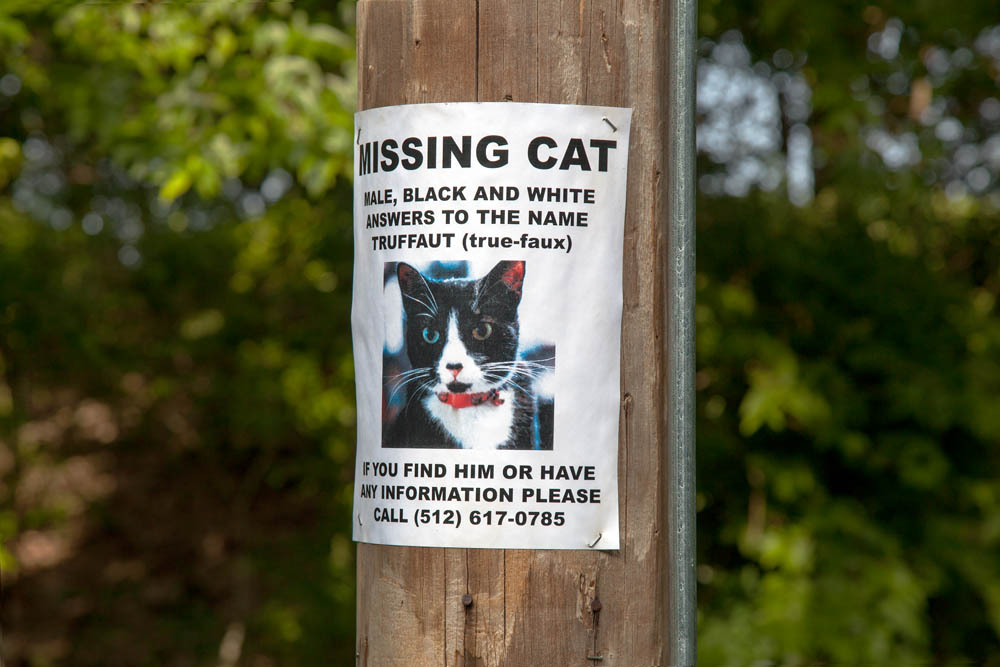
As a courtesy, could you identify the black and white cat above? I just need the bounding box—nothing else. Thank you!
[384,260,549,450]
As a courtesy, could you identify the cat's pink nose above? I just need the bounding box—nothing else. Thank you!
[446,362,462,379]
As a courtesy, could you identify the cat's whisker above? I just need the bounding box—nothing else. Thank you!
[386,368,435,401]
[483,365,516,372]
[508,372,544,386]
[404,379,437,411]
[388,381,421,402]
[482,372,514,386]
[403,293,437,317]
[480,363,550,380]
[388,376,424,388]
[483,356,554,364]
[386,372,429,391]
[514,356,556,365]
[504,377,533,395]
[479,364,524,372]
[481,357,555,369]
[477,365,537,398]
[480,369,519,389]
[388,379,421,402]
[401,383,424,409]
[390,371,432,388]
[513,364,555,373]
[389,365,433,375]
[514,370,548,381]
[385,367,430,382]
[484,369,538,380]
[425,284,439,314]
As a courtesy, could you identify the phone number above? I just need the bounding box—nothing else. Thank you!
[412,509,566,528]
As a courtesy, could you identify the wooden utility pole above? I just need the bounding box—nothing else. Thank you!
[355,1,697,664]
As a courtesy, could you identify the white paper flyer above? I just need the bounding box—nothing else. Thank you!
[351,102,631,550]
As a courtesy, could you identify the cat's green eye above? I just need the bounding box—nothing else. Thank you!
[422,327,440,344]
[472,322,493,340]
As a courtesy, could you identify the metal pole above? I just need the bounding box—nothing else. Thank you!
[667,0,698,663]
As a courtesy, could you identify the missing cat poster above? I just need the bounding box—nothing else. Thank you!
[351,102,631,550]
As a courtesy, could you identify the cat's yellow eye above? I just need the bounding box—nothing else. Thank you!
[472,322,493,340]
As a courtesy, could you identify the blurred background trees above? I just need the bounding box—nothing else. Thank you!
[0,1,998,665]
[695,3,1000,663]
[1,3,359,664]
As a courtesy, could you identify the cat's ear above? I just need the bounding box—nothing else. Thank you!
[478,260,525,308]
[396,262,434,315]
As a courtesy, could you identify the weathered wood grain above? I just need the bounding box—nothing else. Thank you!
[356,1,672,664]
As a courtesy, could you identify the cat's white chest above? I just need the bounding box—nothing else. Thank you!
[423,392,515,450]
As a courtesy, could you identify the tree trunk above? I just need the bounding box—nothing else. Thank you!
[355,1,691,664]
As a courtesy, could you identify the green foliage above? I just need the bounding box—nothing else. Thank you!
[0,2,357,665]
[697,3,1000,664]
[697,194,1000,664]
[40,2,353,200]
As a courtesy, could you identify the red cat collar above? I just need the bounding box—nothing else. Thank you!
[437,388,505,409]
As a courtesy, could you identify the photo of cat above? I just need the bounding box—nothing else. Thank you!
[381,259,555,450]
